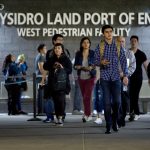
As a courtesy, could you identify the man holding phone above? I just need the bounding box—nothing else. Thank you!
[94,25,128,134]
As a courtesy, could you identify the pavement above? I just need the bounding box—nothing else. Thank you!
[0,113,150,150]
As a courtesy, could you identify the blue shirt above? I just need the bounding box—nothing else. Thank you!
[94,39,128,81]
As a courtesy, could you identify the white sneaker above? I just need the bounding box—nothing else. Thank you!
[93,110,97,115]
[86,116,93,121]
[134,115,140,121]
[94,117,103,124]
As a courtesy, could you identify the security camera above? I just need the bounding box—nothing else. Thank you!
[0,4,4,10]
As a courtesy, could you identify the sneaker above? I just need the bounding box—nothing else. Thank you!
[94,117,102,124]
[55,118,63,126]
[43,118,51,123]
[18,111,28,115]
[72,110,83,115]
[134,115,140,121]
[129,113,135,121]
[92,110,97,116]
[86,116,92,121]
[101,110,104,115]
[82,116,86,123]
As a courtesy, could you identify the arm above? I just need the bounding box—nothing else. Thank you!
[128,50,136,76]
[63,57,72,75]
[143,60,149,73]
[94,44,101,66]
[120,47,128,85]
[74,51,82,70]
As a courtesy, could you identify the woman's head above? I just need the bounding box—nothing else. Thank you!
[3,54,15,69]
[80,37,91,52]
[17,54,25,63]
[53,43,64,57]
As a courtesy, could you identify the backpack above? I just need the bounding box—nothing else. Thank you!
[99,39,121,61]
[52,68,67,92]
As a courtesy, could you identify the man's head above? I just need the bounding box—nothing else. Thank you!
[130,35,139,49]
[37,44,47,54]
[102,25,113,41]
[117,36,126,48]
[52,34,64,45]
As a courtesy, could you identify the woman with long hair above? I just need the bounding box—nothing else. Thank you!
[74,37,96,122]
[2,54,21,115]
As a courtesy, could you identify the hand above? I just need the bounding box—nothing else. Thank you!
[54,62,63,68]
[101,59,110,66]
[75,65,82,70]
[120,72,124,78]
[123,76,128,86]
[81,66,91,71]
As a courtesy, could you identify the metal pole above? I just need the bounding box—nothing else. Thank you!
[27,73,41,121]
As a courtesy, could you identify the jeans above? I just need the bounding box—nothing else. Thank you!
[118,80,130,124]
[73,80,82,111]
[44,98,54,120]
[93,79,104,113]
[100,79,121,128]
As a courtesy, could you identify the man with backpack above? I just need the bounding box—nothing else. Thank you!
[94,25,128,134]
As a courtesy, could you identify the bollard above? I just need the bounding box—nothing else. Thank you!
[27,73,42,121]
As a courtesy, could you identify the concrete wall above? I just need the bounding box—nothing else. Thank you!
[0,0,150,81]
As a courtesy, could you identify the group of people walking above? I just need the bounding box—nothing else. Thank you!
[2,25,150,134]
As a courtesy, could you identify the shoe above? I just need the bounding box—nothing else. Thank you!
[86,116,92,121]
[94,117,103,125]
[18,111,28,115]
[43,118,54,123]
[101,110,104,115]
[92,110,97,116]
[43,118,51,123]
[82,117,86,123]
[55,118,63,126]
[129,114,135,121]
[134,115,140,121]
[105,128,111,134]
[112,125,119,132]
[72,110,83,115]
[118,120,126,128]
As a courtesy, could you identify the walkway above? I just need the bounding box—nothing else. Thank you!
[0,113,150,150]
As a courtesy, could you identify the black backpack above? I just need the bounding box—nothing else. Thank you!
[52,68,67,92]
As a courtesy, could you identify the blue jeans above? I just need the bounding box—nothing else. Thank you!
[93,80,104,113]
[100,79,121,128]
[44,98,54,120]
[73,80,82,111]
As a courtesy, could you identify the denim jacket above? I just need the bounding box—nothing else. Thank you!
[74,50,96,78]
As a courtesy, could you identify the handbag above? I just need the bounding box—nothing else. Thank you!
[21,79,28,91]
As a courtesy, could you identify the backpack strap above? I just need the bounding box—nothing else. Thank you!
[99,39,120,61]
[99,39,105,62]
[116,40,121,58]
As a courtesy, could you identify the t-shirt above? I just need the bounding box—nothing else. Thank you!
[35,53,46,76]
[130,49,147,80]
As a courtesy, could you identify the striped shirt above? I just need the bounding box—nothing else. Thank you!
[125,49,136,77]
[94,39,128,81]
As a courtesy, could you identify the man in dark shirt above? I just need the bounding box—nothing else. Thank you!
[129,35,148,121]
